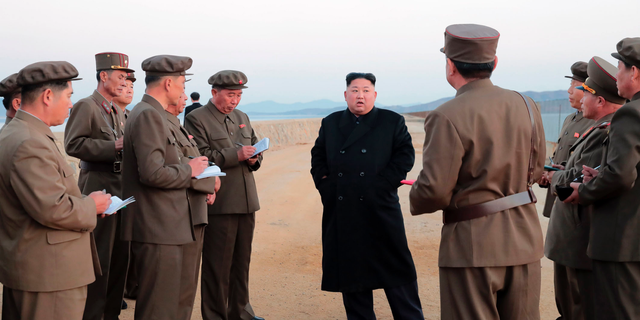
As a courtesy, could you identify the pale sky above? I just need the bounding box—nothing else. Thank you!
[1,0,637,106]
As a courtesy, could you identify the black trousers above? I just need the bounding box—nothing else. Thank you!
[341,280,423,320]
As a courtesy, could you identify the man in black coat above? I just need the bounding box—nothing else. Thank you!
[310,72,423,319]
[183,91,202,123]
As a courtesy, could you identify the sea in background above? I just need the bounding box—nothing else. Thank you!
[0,112,575,141]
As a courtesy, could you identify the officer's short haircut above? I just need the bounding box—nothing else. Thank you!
[212,86,226,92]
[145,75,162,86]
[346,72,376,87]
[96,70,114,82]
[21,81,69,105]
[621,60,633,70]
[2,97,9,110]
[451,60,495,80]
[190,92,200,100]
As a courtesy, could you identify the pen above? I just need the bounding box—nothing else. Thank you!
[188,156,215,166]
[548,157,554,165]
[235,142,244,147]
[573,165,601,182]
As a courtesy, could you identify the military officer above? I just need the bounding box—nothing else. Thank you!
[121,55,208,320]
[544,56,625,320]
[166,92,219,319]
[114,71,135,116]
[409,24,546,319]
[564,37,640,319]
[63,52,133,320]
[0,73,21,127]
[541,61,594,217]
[0,61,111,320]
[185,70,265,320]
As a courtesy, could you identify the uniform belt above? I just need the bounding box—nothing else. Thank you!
[80,161,122,173]
[443,187,537,224]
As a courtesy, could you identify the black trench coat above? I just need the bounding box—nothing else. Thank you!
[310,107,417,292]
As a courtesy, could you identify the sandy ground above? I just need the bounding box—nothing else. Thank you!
[1,117,560,319]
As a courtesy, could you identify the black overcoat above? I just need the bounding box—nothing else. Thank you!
[310,107,417,292]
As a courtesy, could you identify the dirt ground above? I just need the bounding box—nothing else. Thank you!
[0,118,560,319]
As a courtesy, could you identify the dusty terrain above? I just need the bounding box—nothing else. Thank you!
[0,116,560,319]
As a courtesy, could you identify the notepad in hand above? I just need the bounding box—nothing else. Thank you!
[196,165,226,179]
[104,196,135,215]
[252,138,269,157]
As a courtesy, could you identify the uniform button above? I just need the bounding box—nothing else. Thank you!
[359,196,364,201]
[565,132,568,135]
[559,147,563,150]
[360,172,365,177]
[340,150,345,154]
[230,132,234,135]
[338,196,343,200]
[338,173,343,177]
[361,149,367,153]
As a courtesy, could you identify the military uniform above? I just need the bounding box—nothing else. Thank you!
[185,70,263,320]
[121,55,200,320]
[577,38,640,319]
[0,61,100,320]
[166,110,216,319]
[542,62,594,218]
[546,56,626,320]
[409,24,546,320]
[64,53,133,320]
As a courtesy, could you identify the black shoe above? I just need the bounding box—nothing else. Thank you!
[121,300,128,310]
[251,317,265,320]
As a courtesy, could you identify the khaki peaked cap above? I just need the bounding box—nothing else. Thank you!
[577,56,625,105]
[95,52,134,73]
[142,55,193,77]
[0,73,20,97]
[612,37,640,68]
[441,24,500,64]
[17,61,81,87]
[208,70,248,89]
[127,71,136,83]
[564,61,588,82]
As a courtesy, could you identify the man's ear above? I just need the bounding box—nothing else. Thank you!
[344,91,347,101]
[446,58,456,76]
[42,88,53,107]
[100,71,108,83]
[12,97,20,111]
[164,77,173,92]
[211,88,218,99]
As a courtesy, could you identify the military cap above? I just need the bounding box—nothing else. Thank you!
[564,61,588,82]
[141,55,193,77]
[126,71,136,83]
[576,56,625,105]
[440,24,500,64]
[95,52,134,73]
[208,70,248,90]
[17,61,81,87]
[0,73,20,97]
[612,37,640,69]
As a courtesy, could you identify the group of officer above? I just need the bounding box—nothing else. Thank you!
[0,54,264,320]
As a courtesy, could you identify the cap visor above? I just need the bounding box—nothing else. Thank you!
[611,52,623,61]
[440,47,445,53]
[575,86,586,91]
[70,77,83,82]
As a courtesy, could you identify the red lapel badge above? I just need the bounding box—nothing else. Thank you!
[574,132,580,138]
[188,135,194,139]
[239,124,246,129]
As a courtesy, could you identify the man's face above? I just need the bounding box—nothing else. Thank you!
[580,91,600,120]
[568,79,585,110]
[50,82,73,126]
[212,88,243,114]
[177,92,187,114]
[113,80,134,107]
[168,76,186,106]
[103,70,127,99]
[344,78,377,116]
[616,61,635,99]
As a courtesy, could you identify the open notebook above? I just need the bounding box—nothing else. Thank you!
[104,196,136,215]
[196,165,226,179]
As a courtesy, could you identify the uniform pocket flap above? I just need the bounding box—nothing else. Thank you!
[61,164,75,178]
[100,126,113,135]
[177,138,191,147]
[47,231,82,244]
[210,133,228,141]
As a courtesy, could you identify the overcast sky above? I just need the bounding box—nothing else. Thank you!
[1,0,637,107]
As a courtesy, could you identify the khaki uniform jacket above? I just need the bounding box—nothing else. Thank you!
[545,114,613,270]
[185,101,262,214]
[542,112,594,217]
[0,110,100,292]
[579,92,640,261]
[121,94,195,245]
[64,90,125,197]
[409,79,546,268]
[166,111,216,226]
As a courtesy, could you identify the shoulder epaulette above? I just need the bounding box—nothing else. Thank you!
[596,122,611,129]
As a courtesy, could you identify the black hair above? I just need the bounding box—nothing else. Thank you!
[190,92,200,100]
[21,81,69,105]
[96,69,114,82]
[346,72,376,87]
[145,75,163,86]
[621,60,633,70]
[451,60,495,79]
[2,97,8,110]
[211,85,226,91]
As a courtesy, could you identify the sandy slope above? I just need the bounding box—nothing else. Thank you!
[0,118,559,319]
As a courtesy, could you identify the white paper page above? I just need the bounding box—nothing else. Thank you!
[252,138,269,157]
[196,165,226,180]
